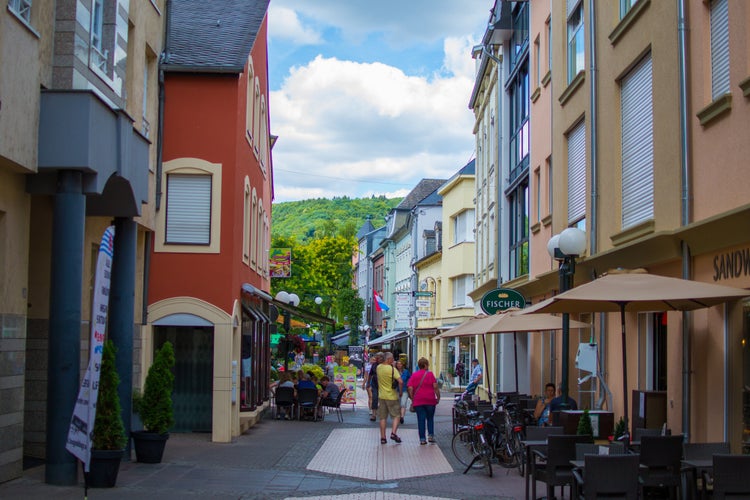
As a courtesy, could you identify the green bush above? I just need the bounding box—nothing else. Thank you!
[576,409,593,437]
[301,363,324,380]
[613,416,627,440]
[92,340,127,450]
[140,341,175,434]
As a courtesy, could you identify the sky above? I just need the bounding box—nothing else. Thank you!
[267,0,493,203]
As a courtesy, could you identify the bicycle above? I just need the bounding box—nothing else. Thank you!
[451,397,525,477]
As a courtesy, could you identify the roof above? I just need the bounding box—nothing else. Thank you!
[165,0,270,72]
[395,179,446,211]
[356,216,376,239]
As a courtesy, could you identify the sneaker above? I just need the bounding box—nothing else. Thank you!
[420,440,427,445]
[428,435,436,443]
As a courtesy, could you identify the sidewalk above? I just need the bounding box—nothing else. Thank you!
[0,387,530,499]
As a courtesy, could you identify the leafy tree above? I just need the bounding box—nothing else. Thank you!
[336,287,364,344]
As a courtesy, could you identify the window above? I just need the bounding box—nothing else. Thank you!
[567,121,586,224]
[567,0,584,83]
[453,209,475,244]
[509,2,529,71]
[166,175,211,245]
[250,189,258,268]
[546,157,553,219]
[90,0,107,72]
[452,275,475,308]
[620,0,638,18]
[546,18,552,73]
[534,36,541,87]
[8,0,31,22]
[621,54,653,228]
[710,0,729,99]
[259,96,268,174]
[534,168,541,223]
[509,63,529,183]
[243,179,250,263]
[246,60,255,144]
[509,182,529,279]
[253,78,261,157]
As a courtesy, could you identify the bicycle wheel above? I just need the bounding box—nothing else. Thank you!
[477,435,493,477]
[451,429,486,469]
[496,436,520,468]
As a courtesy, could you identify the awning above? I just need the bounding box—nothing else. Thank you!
[368,330,409,347]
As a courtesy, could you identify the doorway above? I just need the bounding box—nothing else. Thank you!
[154,325,214,432]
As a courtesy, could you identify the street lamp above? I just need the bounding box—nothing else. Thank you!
[275,291,300,372]
[547,227,587,409]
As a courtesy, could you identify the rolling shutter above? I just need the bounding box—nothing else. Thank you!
[621,54,653,229]
[166,174,211,244]
[710,0,730,99]
[567,121,586,224]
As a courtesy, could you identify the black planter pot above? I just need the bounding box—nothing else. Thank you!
[132,431,169,463]
[84,449,124,488]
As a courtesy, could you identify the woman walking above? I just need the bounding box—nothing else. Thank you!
[407,357,440,445]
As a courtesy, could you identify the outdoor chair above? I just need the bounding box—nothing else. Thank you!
[320,388,347,422]
[682,441,730,499]
[708,454,750,499]
[295,388,320,421]
[572,453,640,500]
[531,434,592,500]
[638,434,684,500]
[274,386,296,420]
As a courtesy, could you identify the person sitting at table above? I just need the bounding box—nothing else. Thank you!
[319,376,340,404]
[296,372,317,391]
[464,358,483,396]
[307,372,322,391]
[534,382,556,426]
[276,372,296,420]
[549,387,578,412]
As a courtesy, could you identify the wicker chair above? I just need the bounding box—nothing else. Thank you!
[295,388,320,421]
[709,454,750,499]
[319,388,347,422]
[573,453,640,500]
[682,441,730,498]
[274,386,296,420]
[531,434,592,500]
[638,434,684,500]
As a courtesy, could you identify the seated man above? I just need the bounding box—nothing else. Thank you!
[319,376,340,404]
[549,387,578,412]
[463,359,482,396]
[296,373,317,390]
[534,382,556,426]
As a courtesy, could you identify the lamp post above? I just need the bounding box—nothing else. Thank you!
[547,227,587,409]
[275,291,300,372]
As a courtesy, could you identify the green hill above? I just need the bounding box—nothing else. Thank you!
[271,196,401,242]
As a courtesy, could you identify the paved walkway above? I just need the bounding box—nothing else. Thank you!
[0,385,530,499]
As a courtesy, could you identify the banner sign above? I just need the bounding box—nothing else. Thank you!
[348,346,364,375]
[65,226,115,472]
[334,365,357,405]
[269,248,292,278]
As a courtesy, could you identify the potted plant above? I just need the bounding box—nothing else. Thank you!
[87,340,127,488]
[132,341,175,463]
[576,408,594,438]
[612,416,627,442]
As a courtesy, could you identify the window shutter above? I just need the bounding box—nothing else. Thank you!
[710,0,730,99]
[621,54,653,229]
[166,174,211,244]
[567,121,586,224]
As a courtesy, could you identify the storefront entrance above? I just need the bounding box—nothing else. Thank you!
[154,325,214,432]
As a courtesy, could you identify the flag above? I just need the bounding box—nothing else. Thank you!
[66,226,115,472]
[373,291,389,312]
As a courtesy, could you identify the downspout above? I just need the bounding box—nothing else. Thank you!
[677,0,692,441]
[587,0,607,410]
[156,0,171,210]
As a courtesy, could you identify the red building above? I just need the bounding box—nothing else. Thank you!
[146,0,274,442]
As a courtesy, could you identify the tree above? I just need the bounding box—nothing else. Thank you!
[576,408,593,438]
[337,287,364,344]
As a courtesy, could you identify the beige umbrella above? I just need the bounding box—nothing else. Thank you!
[435,309,589,393]
[519,269,750,434]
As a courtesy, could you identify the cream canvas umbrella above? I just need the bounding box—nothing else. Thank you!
[435,309,589,394]
[520,269,750,434]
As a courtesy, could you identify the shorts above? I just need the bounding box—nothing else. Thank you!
[377,398,401,420]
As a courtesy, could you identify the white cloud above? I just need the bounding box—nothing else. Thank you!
[267,5,322,45]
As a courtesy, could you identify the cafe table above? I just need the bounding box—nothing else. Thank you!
[681,458,713,500]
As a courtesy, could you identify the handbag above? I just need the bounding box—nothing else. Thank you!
[409,371,428,412]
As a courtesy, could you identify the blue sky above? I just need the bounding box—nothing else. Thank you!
[267,1,492,202]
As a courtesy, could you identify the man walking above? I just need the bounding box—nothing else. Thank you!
[376,352,403,443]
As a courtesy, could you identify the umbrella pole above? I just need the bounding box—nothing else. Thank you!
[482,334,491,403]
[513,332,519,393]
[619,303,629,442]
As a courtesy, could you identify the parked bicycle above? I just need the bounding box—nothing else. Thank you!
[451,396,525,477]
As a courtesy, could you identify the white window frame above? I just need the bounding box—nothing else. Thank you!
[251,189,258,269]
[567,121,586,224]
[246,59,255,145]
[621,54,654,228]
[243,178,251,264]
[452,275,475,308]
[9,0,31,22]
[453,209,475,244]
[567,1,584,83]
[710,0,730,99]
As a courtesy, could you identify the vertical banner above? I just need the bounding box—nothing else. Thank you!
[334,365,357,405]
[65,226,115,472]
[347,346,364,376]
[269,248,292,277]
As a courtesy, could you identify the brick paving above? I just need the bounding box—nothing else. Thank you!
[0,386,530,499]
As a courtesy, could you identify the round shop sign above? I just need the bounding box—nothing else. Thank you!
[480,288,526,315]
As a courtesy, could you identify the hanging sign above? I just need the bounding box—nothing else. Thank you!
[480,288,526,315]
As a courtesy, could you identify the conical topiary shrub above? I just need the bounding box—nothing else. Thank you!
[576,408,594,438]
[613,416,627,441]
[140,341,175,434]
[132,341,175,463]
[92,340,127,451]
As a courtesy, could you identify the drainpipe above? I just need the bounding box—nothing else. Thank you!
[156,0,171,210]
[677,0,692,441]
[587,0,607,410]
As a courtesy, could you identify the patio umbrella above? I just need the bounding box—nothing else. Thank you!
[520,269,750,433]
[435,310,589,394]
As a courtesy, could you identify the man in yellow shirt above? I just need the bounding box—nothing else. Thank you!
[376,352,403,443]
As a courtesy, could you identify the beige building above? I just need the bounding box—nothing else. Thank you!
[507,0,749,451]
[1,0,164,485]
